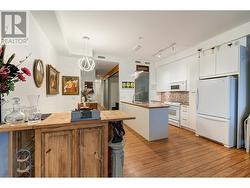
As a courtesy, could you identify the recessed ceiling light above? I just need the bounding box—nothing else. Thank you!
[132,45,142,52]
[132,36,144,52]
[157,53,161,58]
[83,36,90,40]
[97,55,106,59]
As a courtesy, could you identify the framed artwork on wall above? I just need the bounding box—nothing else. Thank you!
[33,59,44,88]
[62,76,79,95]
[81,81,94,102]
[46,64,60,95]
[122,81,135,88]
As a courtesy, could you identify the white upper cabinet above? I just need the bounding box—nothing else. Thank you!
[216,42,239,75]
[156,60,188,92]
[199,48,216,78]
[199,40,241,79]
[156,65,170,91]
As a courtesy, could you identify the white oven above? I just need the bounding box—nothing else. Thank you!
[165,102,181,127]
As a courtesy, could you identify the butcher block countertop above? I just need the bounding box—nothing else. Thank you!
[120,101,170,109]
[0,110,135,133]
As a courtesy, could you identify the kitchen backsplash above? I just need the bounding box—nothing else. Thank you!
[161,91,189,104]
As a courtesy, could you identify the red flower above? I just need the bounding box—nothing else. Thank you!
[21,67,31,76]
[0,83,8,93]
[0,47,2,55]
[0,66,10,80]
[17,73,26,81]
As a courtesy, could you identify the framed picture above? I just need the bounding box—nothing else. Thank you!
[62,76,79,95]
[33,59,44,88]
[136,65,149,72]
[84,81,94,94]
[46,65,60,95]
[122,81,135,88]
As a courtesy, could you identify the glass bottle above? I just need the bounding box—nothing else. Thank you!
[4,97,25,124]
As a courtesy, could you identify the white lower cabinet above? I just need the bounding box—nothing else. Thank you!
[180,105,190,129]
[188,93,197,131]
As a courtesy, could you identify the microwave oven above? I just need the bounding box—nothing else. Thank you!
[170,81,187,91]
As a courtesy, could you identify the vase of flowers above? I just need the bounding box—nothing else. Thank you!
[0,44,31,123]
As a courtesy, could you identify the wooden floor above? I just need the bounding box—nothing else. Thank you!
[123,125,250,177]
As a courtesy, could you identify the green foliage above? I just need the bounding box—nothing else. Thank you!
[6,54,15,64]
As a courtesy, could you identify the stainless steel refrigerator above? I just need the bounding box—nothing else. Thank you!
[135,72,149,103]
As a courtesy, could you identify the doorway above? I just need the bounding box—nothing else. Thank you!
[108,73,119,110]
[103,66,119,110]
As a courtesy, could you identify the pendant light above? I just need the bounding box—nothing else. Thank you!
[78,36,95,72]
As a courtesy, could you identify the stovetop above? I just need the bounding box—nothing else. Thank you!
[164,102,181,106]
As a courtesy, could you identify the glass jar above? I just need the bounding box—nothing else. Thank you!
[27,95,42,124]
[0,97,7,124]
[4,97,25,124]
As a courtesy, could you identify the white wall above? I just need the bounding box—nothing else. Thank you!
[3,16,82,114]
[56,56,81,112]
[3,13,59,114]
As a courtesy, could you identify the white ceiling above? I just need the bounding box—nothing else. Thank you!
[32,11,250,61]
[95,60,118,77]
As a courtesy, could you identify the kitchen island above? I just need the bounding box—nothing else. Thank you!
[0,110,135,177]
[120,101,169,141]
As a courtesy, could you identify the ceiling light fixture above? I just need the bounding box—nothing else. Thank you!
[153,42,176,58]
[132,36,144,52]
[79,36,95,72]
[172,45,175,53]
[132,44,142,52]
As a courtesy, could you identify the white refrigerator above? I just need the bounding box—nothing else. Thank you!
[196,76,237,147]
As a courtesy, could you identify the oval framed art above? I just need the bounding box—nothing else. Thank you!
[33,59,45,88]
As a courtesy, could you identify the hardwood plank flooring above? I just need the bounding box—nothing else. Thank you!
[123,125,250,177]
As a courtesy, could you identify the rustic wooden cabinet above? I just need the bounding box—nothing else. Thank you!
[4,112,134,177]
[35,124,108,177]
[42,130,75,177]
[79,128,104,177]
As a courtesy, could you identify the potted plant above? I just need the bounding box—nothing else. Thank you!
[0,44,31,123]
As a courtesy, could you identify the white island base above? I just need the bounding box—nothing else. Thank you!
[121,101,169,141]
